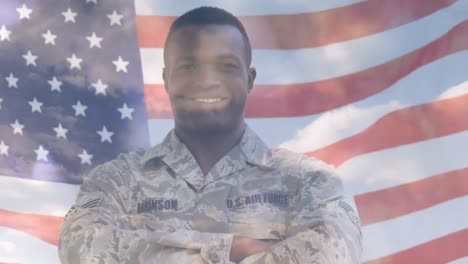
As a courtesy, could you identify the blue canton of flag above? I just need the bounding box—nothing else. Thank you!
[0,0,149,184]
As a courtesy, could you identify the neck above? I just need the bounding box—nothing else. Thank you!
[175,122,246,176]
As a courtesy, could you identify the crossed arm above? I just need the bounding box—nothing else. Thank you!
[59,162,362,263]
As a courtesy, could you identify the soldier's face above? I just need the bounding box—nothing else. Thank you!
[163,25,256,134]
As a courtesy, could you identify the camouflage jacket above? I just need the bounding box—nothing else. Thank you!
[59,127,362,263]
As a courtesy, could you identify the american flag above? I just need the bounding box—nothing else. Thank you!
[1,0,467,263]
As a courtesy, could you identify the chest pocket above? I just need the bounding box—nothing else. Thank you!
[226,190,290,239]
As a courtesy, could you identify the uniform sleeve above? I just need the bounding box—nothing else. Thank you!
[58,159,234,264]
[58,161,149,263]
[145,229,234,263]
[239,164,362,264]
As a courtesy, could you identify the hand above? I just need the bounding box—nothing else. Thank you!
[229,236,276,263]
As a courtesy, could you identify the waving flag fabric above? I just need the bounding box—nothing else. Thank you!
[1,0,467,263]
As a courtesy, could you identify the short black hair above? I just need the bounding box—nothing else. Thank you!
[164,6,252,65]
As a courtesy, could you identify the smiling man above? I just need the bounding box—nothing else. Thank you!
[59,7,362,264]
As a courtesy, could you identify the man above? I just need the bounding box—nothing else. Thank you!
[59,6,362,264]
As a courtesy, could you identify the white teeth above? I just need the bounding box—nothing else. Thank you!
[194,98,223,103]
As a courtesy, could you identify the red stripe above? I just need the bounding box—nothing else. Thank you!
[308,93,468,167]
[144,20,468,118]
[364,229,468,264]
[356,167,468,226]
[0,209,61,245]
[136,0,455,49]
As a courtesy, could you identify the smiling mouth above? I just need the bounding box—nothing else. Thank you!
[191,98,226,103]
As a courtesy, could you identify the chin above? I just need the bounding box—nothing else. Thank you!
[175,111,241,136]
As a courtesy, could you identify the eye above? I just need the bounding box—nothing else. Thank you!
[178,63,195,71]
[222,63,238,71]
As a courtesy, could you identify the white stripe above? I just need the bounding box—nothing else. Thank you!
[135,0,365,16]
[448,257,468,264]
[338,131,468,195]
[0,175,79,216]
[362,196,468,261]
[279,52,468,152]
[140,0,468,85]
[147,52,468,147]
[0,227,59,264]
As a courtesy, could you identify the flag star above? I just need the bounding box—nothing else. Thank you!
[48,76,62,92]
[16,4,32,20]
[62,8,77,23]
[11,120,24,135]
[91,79,108,95]
[112,56,129,73]
[0,25,11,41]
[0,140,8,156]
[5,73,19,88]
[28,97,43,113]
[53,123,68,139]
[23,50,38,66]
[117,103,134,120]
[107,10,123,26]
[72,101,87,117]
[78,149,93,165]
[67,53,82,70]
[42,30,57,45]
[97,126,114,143]
[86,32,103,48]
[34,145,49,162]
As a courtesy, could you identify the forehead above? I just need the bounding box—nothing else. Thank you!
[165,25,247,61]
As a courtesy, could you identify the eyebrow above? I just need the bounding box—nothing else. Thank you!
[215,54,242,63]
[174,54,242,64]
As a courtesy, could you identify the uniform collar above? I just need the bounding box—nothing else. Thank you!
[141,127,275,190]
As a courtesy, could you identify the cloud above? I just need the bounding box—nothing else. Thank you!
[437,80,468,100]
[279,100,402,152]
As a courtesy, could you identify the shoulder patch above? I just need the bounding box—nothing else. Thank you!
[63,197,103,221]
[81,197,103,209]
[337,200,361,231]
[338,200,354,213]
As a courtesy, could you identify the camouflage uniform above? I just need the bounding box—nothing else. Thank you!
[59,127,362,263]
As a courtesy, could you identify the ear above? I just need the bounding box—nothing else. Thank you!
[247,67,256,93]
[162,67,168,92]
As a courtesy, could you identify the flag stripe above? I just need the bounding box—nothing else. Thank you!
[140,1,468,85]
[449,257,468,264]
[0,209,61,245]
[136,0,455,49]
[0,227,60,264]
[135,0,365,16]
[355,167,468,225]
[308,93,468,167]
[364,229,468,264]
[0,175,78,216]
[361,196,468,260]
[337,131,468,195]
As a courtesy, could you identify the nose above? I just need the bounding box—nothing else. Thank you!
[194,64,221,90]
